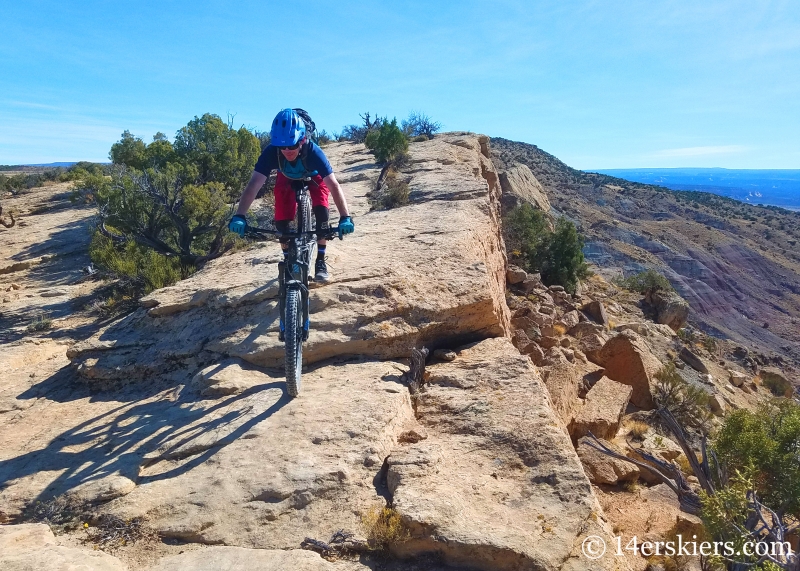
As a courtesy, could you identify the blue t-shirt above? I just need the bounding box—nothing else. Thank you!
[254,142,333,180]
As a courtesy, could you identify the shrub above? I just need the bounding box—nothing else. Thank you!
[27,313,53,332]
[540,218,591,294]
[653,362,712,433]
[339,112,383,143]
[614,269,674,295]
[89,232,184,294]
[762,373,793,398]
[712,400,800,518]
[504,205,589,294]
[360,506,409,551]
[369,169,409,210]
[364,118,409,165]
[93,114,260,288]
[401,111,441,139]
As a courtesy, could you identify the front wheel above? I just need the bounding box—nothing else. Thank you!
[284,288,303,397]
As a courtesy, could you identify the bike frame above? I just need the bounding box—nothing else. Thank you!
[244,184,340,341]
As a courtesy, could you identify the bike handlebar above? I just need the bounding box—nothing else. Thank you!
[244,225,342,240]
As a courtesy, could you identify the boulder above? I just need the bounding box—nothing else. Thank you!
[538,336,560,349]
[581,300,609,327]
[510,316,541,339]
[539,359,583,429]
[560,310,581,329]
[708,393,726,416]
[576,437,639,485]
[760,367,793,397]
[522,341,545,366]
[596,331,662,409]
[506,265,527,285]
[571,377,632,440]
[579,333,607,365]
[728,370,748,387]
[530,311,554,328]
[679,347,709,374]
[645,289,690,331]
[498,163,552,214]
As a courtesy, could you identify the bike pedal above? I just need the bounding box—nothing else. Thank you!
[302,330,309,341]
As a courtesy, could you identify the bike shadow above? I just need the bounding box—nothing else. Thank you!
[2,365,290,515]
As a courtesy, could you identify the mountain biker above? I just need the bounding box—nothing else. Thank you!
[228,108,354,282]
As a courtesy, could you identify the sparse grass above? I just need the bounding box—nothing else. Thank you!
[26,313,53,332]
[26,495,83,531]
[360,506,410,551]
[623,479,641,493]
[675,454,693,476]
[627,420,650,441]
[553,323,567,336]
[83,514,156,550]
[753,375,762,386]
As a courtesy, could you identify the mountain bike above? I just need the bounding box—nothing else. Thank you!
[244,179,341,397]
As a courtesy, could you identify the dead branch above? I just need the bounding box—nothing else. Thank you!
[656,407,716,494]
[0,206,15,228]
[585,431,703,515]
[408,347,429,395]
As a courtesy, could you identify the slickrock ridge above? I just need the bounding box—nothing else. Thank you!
[67,135,510,384]
[3,133,785,570]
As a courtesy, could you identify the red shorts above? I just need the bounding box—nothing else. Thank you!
[273,173,330,221]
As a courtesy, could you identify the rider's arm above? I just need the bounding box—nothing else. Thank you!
[323,172,350,218]
[235,171,268,216]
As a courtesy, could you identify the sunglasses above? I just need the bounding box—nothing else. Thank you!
[278,141,302,151]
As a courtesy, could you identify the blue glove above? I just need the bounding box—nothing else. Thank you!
[338,216,354,239]
[228,214,247,237]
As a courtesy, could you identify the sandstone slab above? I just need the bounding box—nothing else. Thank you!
[596,331,662,409]
[576,437,639,485]
[389,338,625,571]
[147,546,350,571]
[572,377,632,440]
[679,347,709,374]
[498,163,552,214]
[0,523,126,571]
[68,136,510,385]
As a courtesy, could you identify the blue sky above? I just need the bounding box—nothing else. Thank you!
[1,0,799,168]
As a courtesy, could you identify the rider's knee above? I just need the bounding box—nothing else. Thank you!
[274,219,292,244]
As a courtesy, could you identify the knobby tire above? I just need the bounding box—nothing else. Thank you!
[284,189,312,397]
[284,288,303,397]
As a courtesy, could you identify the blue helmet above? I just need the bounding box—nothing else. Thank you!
[270,108,306,147]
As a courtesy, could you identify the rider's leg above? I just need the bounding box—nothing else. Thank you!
[309,176,332,282]
[274,174,297,340]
